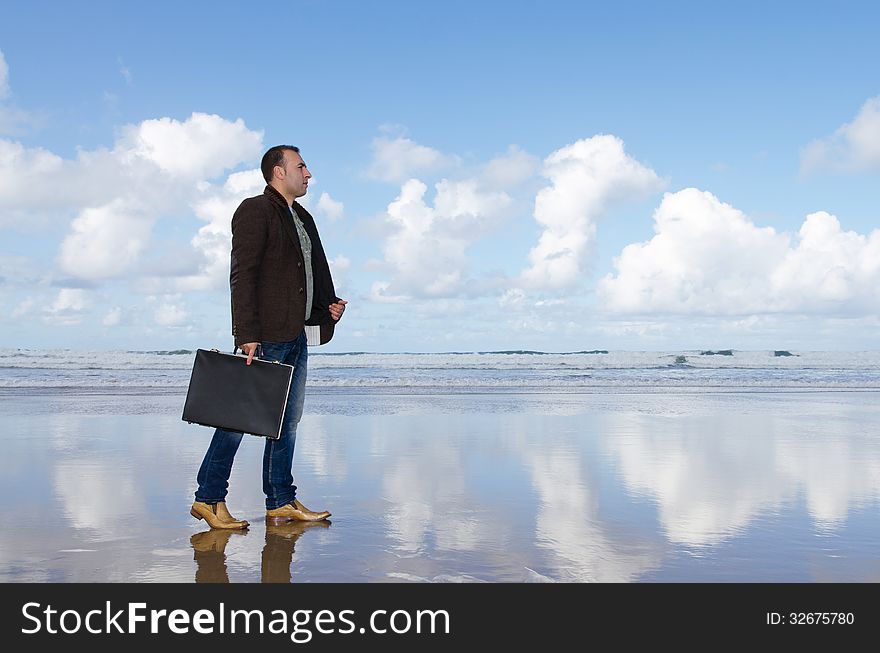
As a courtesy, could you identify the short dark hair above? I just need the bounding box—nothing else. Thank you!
[260,145,300,183]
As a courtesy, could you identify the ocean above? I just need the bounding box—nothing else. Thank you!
[2,348,879,393]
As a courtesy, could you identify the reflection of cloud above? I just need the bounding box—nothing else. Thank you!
[378,426,477,553]
[514,419,662,581]
[2,404,238,581]
[296,415,348,481]
[776,431,880,527]
[360,415,504,561]
[610,417,785,545]
[54,458,141,540]
[329,409,662,581]
[605,402,880,546]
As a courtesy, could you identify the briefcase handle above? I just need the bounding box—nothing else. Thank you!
[230,344,283,364]
[231,344,263,357]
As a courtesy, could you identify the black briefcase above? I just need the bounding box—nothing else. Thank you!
[182,348,294,440]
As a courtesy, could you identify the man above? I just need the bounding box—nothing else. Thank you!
[190,145,347,530]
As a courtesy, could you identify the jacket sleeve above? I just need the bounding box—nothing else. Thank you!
[230,199,267,346]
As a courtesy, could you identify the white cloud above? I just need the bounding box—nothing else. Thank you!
[0,50,39,135]
[329,254,350,296]
[520,135,664,290]
[0,108,266,283]
[374,178,511,300]
[224,167,265,196]
[102,306,122,326]
[771,211,880,309]
[801,96,880,174]
[154,302,187,326]
[0,49,28,137]
[498,288,526,308]
[316,191,344,221]
[329,254,350,273]
[11,297,35,319]
[44,288,89,325]
[366,131,459,182]
[176,168,265,292]
[117,112,263,180]
[0,140,64,215]
[598,188,880,315]
[480,145,541,190]
[0,50,9,99]
[52,288,88,311]
[1,145,139,215]
[58,199,152,281]
[369,281,408,304]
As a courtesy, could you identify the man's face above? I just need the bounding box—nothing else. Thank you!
[276,150,311,198]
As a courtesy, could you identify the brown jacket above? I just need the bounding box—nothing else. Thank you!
[230,185,339,347]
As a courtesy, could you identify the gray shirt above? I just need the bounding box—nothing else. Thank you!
[289,206,313,321]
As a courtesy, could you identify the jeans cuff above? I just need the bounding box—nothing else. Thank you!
[194,495,223,505]
[266,495,296,510]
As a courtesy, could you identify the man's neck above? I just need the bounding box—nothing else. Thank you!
[269,181,296,207]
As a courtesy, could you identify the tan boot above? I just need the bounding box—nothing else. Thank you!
[191,501,249,530]
[215,501,249,528]
[265,499,331,523]
[293,499,331,520]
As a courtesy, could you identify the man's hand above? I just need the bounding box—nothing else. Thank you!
[240,342,260,365]
[329,299,348,322]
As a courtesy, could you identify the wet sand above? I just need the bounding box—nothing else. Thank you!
[1,389,878,582]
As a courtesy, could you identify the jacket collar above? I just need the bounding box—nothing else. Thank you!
[263,184,292,210]
[263,184,314,226]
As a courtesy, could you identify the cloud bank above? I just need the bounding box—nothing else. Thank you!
[599,188,880,315]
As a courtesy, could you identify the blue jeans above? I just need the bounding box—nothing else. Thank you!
[195,330,308,510]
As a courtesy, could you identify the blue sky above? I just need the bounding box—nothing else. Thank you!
[1,0,879,351]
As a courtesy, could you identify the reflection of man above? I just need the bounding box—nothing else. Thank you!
[262,521,330,583]
[190,145,347,530]
[190,522,328,583]
[190,530,242,583]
